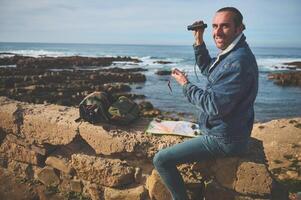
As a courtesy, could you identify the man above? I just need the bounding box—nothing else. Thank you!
[153,7,258,200]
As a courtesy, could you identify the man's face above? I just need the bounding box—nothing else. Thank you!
[212,11,242,50]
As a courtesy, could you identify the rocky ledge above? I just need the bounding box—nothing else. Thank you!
[1,97,299,200]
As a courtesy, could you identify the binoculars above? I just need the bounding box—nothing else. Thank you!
[187,23,207,31]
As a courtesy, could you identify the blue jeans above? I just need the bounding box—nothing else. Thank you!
[153,135,248,200]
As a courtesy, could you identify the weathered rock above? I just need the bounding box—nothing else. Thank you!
[0,140,45,165]
[0,156,7,168]
[79,123,126,155]
[0,97,20,134]
[22,103,78,145]
[45,156,72,174]
[84,183,102,200]
[235,162,274,196]
[36,166,60,186]
[0,97,79,145]
[252,118,301,182]
[104,185,146,200]
[7,160,33,179]
[146,169,172,200]
[70,179,82,193]
[71,154,135,187]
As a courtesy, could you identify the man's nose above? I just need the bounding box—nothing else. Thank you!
[215,26,223,36]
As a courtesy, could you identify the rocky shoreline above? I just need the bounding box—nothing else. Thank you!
[268,61,301,87]
[0,55,300,199]
[0,54,173,119]
[1,97,300,200]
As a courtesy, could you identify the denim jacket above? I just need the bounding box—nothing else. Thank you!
[183,34,258,142]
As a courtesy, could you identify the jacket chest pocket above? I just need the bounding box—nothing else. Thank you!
[208,69,220,84]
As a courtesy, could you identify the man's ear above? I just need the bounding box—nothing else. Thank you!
[236,23,245,34]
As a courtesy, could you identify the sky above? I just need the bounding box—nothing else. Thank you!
[0,0,301,47]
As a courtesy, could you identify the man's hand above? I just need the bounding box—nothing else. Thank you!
[193,20,205,46]
[171,68,188,86]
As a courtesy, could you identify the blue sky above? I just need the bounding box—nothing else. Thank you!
[0,0,300,47]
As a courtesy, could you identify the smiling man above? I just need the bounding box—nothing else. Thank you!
[153,7,259,200]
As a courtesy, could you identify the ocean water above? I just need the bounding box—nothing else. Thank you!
[1,42,301,122]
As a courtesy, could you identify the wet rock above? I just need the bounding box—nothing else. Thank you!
[154,61,173,64]
[14,55,142,69]
[268,71,301,87]
[36,166,60,186]
[104,185,146,200]
[155,69,171,75]
[71,154,135,187]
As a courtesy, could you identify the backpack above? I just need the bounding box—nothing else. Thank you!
[108,96,140,125]
[76,92,140,125]
[76,91,114,124]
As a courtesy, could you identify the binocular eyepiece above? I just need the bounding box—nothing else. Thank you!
[187,23,207,31]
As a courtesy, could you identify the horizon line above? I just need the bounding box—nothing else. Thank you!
[0,41,300,49]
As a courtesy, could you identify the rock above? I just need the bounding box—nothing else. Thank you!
[0,140,45,165]
[84,183,102,200]
[104,185,146,200]
[45,156,72,174]
[0,156,7,168]
[71,154,135,187]
[155,70,171,75]
[235,162,274,196]
[0,98,19,134]
[267,71,301,87]
[0,128,6,145]
[286,170,299,179]
[79,123,126,155]
[22,103,79,145]
[36,166,60,186]
[146,170,172,200]
[154,61,173,64]
[7,160,33,179]
[70,179,82,193]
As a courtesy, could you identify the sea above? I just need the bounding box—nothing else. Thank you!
[1,42,301,122]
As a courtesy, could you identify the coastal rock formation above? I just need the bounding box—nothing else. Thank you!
[0,97,293,199]
[268,71,301,87]
[0,54,141,69]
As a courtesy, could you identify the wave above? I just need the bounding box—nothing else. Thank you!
[0,49,72,58]
[257,57,301,71]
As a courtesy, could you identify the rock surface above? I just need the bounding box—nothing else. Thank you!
[0,97,298,199]
[104,185,146,200]
[71,154,135,187]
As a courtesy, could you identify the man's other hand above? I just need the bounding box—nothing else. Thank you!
[171,68,188,86]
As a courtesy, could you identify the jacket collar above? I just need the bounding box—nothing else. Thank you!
[209,33,245,72]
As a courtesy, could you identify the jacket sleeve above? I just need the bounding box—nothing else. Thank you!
[183,60,248,118]
[194,43,212,77]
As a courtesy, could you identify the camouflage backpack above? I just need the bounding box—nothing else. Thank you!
[108,96,140,125]
[76,92,140,125]
[76,91,114,124]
